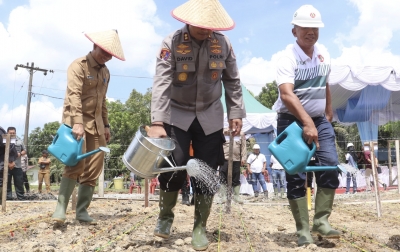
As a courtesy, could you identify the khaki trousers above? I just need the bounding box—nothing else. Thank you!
[62,131,106,187]
[38,171,51,193]
[365,168,384,190]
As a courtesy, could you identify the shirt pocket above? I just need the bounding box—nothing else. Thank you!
[173,62,196,86]
[206,60,226,84]
[83,75,97,92]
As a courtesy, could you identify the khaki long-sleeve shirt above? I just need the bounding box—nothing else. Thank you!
[222,128,246,162]
[151,25,246,135]
[62,53,110,135]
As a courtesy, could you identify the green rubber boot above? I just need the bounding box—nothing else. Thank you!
[192,194,213,251]
[52,177,76,223]
[76,184,96,224]
[311,188,341,238]
[288,197,314,246]
[218,184,226,204]
[154,190,179,239]
[233,186,243,204]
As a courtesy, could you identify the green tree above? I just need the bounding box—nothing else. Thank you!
[256,81,279,109]
[105,88,152,179]
[28,121,64,182]
[28,121,61,160]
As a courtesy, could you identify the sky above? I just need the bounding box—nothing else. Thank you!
[1,0,400,138]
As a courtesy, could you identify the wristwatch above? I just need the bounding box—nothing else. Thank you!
[104,124,110,128]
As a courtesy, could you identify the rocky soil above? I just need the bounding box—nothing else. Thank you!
[1,189,400,252]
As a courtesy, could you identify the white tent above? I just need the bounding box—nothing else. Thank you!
[330,66,400,124]
[222,84,276,134]
[329,66,400,143]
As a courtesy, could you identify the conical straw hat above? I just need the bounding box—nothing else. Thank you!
[171,0,235,31]
[85,30,125,61]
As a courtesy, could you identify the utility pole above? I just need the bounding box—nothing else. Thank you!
[14,62,53,152]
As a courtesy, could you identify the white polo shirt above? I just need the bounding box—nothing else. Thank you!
[272,41,331,117]
[270,155,284,170]
[247,153,266,173]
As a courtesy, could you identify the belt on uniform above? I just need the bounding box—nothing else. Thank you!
[277,113,324,121]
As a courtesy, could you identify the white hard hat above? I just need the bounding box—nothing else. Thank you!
[253,144,260,149]
[347,143,354,148]
[291,5,324,28]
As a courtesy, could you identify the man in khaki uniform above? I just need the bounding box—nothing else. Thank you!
[147,0,246,250]
[52,30,125,224]
[38,150,51,194]
[219,128,246,204]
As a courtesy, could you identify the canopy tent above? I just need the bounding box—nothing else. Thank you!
[222,84,276,165]
[329,66,400,143]
[222,84,277,134]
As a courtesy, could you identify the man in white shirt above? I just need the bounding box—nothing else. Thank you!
[246,144,268,198]
[270,155,286,198]
[272,4,340,247]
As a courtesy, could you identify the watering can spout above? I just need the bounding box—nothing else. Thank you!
[77,146,110,161]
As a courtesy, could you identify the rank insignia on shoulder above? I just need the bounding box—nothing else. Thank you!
[210,44,221,48]
[178,72,188,81]
[160,48,171,61]
[210,38,219,44]
[184,32,189,41]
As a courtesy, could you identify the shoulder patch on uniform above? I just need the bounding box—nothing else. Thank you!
[160,48,171,61]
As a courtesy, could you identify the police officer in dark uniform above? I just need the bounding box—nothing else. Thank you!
[148,0,246,250]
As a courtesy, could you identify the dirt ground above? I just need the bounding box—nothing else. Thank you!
[1,189,400,252]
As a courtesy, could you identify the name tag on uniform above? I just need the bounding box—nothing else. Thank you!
[87,75,94,79]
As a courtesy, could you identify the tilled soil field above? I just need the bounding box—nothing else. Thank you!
[1,189,400,252]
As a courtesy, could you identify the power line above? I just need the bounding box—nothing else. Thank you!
[32,92,64,100]
[14,63,54,152]
[52,68,153,79]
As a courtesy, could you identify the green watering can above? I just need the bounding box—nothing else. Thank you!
[268,122,347,175]
[48,124,110,166]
